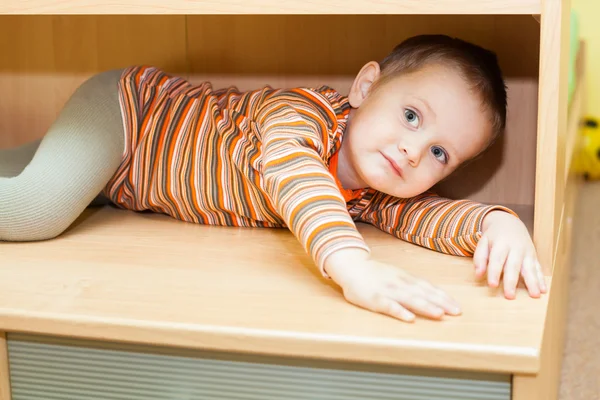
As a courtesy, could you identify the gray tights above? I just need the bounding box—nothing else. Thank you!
[0,69,125,241]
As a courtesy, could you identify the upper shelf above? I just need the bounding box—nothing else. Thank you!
[1,0,541,15]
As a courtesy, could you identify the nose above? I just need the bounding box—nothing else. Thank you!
[399,140,424,166]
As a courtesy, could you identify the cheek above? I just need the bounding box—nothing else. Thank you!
[355,111,398,142]
[415,160,446,183]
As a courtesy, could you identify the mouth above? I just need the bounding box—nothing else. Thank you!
[381,152,403,178]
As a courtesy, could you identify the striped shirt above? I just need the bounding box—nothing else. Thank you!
[103,66,515,275]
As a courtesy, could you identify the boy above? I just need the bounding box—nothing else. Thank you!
[0,35,545,322]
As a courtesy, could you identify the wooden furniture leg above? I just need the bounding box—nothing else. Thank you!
[513,0,572,398]
[512,237,572,400]
[0,333,12,400]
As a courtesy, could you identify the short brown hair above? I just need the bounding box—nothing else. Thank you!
[374,34,507,143]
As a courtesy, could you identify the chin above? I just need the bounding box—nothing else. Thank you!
[382,187,415,198]
[369,179,424,199]
[364,177,403,197]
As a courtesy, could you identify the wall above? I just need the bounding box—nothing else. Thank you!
[572,0,600,116]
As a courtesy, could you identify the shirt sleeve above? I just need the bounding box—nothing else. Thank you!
[356,190,519,256]
[256,89,370,276]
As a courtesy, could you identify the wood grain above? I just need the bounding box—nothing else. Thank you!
[0,15,187,148]
[513,2,577,397]
[0,206,548,374]
[512,175,578,399]
[0,333,11,400]
[0,0,541,15]
[534,0,571,275]
[185,15,540,78]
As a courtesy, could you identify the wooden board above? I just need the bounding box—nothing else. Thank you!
[0,205,549,374]
[0,333,11,400]
[0,0,541,15]
[533,0,571,274]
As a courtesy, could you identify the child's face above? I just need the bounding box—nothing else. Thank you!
[339,62,493,198]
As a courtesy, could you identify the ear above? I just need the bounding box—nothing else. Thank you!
[348,61,381,108]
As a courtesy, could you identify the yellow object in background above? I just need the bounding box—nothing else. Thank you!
[573,117,600,180]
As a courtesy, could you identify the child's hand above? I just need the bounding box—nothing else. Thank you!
[474,211,547,299]
[324,248,462,322]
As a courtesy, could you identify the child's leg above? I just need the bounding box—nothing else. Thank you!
[0,138,108,206]
[0,69,125,241]
[0,139,41,178]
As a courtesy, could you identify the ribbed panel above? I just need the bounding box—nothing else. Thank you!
[7,335,511,400]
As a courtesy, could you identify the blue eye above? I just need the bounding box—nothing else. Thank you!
[404,109,419,127]
[431,146,448,164]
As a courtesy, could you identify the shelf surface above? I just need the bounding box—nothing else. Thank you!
[0,205,550,374]
[0,0,541,15]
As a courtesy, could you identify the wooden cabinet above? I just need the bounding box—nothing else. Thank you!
[0,1,581,399]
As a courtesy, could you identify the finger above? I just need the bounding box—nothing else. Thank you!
[473,234,490,279]
[391,292,445,320]
[521,256,541,298]
[535,260,548,293]
[503,250,524,299]
[487,243,509,288]
[374,296,416,322]
[415,280,462,315]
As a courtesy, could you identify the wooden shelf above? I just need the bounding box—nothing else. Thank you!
[0,0,541,15]
[0,205,549,374]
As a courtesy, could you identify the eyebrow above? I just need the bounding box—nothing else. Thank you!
[413,96,436,119]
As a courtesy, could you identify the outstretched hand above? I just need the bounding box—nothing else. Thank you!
[474,211,547,299]
[324,248,462,322]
